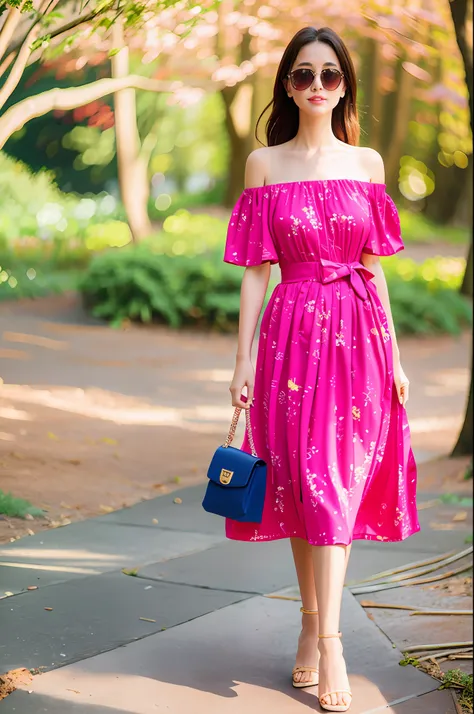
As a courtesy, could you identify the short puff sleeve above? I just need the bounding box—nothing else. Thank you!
[223,187,278,267]
[363,184,405,257]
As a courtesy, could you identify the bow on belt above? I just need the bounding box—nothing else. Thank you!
[280,259,375,300]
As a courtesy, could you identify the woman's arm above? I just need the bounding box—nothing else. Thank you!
[361,149,410,407]
[230,149,272,409]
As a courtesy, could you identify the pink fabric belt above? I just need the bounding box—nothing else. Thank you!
[280,259,375,300]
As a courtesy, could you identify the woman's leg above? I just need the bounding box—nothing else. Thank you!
[290,537,320,684]
[312,545,352,709]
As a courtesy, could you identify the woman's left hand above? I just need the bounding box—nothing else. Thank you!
[393,360,410,407]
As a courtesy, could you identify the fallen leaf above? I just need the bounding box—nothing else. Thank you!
[152,519,159,525]
[47,432,59,440]
[173,498,182,505]
[27,586,38,591]
[65,459,80,466]
[101,437,118,446]
[25,513,34,521]
[173,477,181,484]
[153,483,164,490]
[44,607,53,611]
[139,617,156,623]
[99,505,114,513]
[4,592,13,597]
[67,689,80,694]
[122,568,138,577]
[452,511,468,522]
[60,502,72,510]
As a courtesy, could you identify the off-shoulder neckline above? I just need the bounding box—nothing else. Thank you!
[243,178,386,190]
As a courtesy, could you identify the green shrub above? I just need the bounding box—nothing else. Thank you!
[80,244,242,330]
[80,245,472,335]
[0,490,45,519]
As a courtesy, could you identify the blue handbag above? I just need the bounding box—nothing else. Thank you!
[202,405,267,523]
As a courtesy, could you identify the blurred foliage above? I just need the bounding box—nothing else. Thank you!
[4,64,228,195]
[398,207,469,245]
[0,153,130,268]
[80,246,471,335]
[0,264,81,302]
[382,255,472,335]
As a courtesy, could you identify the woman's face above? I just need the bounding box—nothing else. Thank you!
[285,41,346,117]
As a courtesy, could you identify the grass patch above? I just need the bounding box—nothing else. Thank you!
[440,669,473,713]
[439,493,473,507]
[0,490,45,519]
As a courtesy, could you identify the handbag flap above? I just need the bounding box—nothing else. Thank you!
[208,445,264,488]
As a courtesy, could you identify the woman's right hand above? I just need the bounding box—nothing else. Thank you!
[229,357,255,409]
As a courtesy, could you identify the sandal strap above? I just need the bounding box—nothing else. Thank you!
[292,666,319,674]
[300,606,318,615]
[319,690,352,698]
[318,632,342,639]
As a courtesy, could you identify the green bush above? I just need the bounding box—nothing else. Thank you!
[80,245,472,335]
[80,244,242,330]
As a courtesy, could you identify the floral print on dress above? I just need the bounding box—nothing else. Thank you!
[222,179,419,546]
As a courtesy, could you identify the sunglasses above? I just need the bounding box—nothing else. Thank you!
[286,67,344,92]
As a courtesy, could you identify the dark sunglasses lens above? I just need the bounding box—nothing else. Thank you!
[291,69,314,90]
[321,69,342,90]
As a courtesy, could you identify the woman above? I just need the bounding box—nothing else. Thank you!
[223,26,420,713]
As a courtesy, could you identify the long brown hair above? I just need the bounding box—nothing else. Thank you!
[256,27,360,147]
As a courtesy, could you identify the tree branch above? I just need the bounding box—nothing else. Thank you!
[0,0,28,62]
[0,75,217,148]
[0,24,40,109]
[0,0,61,110]
[0,49,15,79]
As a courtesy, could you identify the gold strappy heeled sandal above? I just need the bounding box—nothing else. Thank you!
[317,632,352,711]
[291,606,319,688]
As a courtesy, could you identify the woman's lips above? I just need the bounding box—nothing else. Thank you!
[308,97,326,103]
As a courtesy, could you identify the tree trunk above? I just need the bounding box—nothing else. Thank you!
[111,20,152,242]
[449,0,473,457]
[383,59,415,194]
[425,163,469,223]
[452,350,473,456]
[364,37,383,152]
[222,83,254,205]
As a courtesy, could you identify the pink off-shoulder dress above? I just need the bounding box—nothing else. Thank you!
[223,179,420,546]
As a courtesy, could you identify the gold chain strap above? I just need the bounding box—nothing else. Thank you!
[222,406,257,457]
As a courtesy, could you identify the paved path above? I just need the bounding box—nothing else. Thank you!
[0,482,471,713]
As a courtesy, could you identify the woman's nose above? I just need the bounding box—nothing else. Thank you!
[311,72,324,90]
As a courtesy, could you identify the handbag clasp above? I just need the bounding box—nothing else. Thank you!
[219,468,234,485]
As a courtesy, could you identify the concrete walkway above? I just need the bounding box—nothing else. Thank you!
[0,480,470,713]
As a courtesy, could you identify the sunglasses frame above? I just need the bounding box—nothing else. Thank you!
[286,67,345,92]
